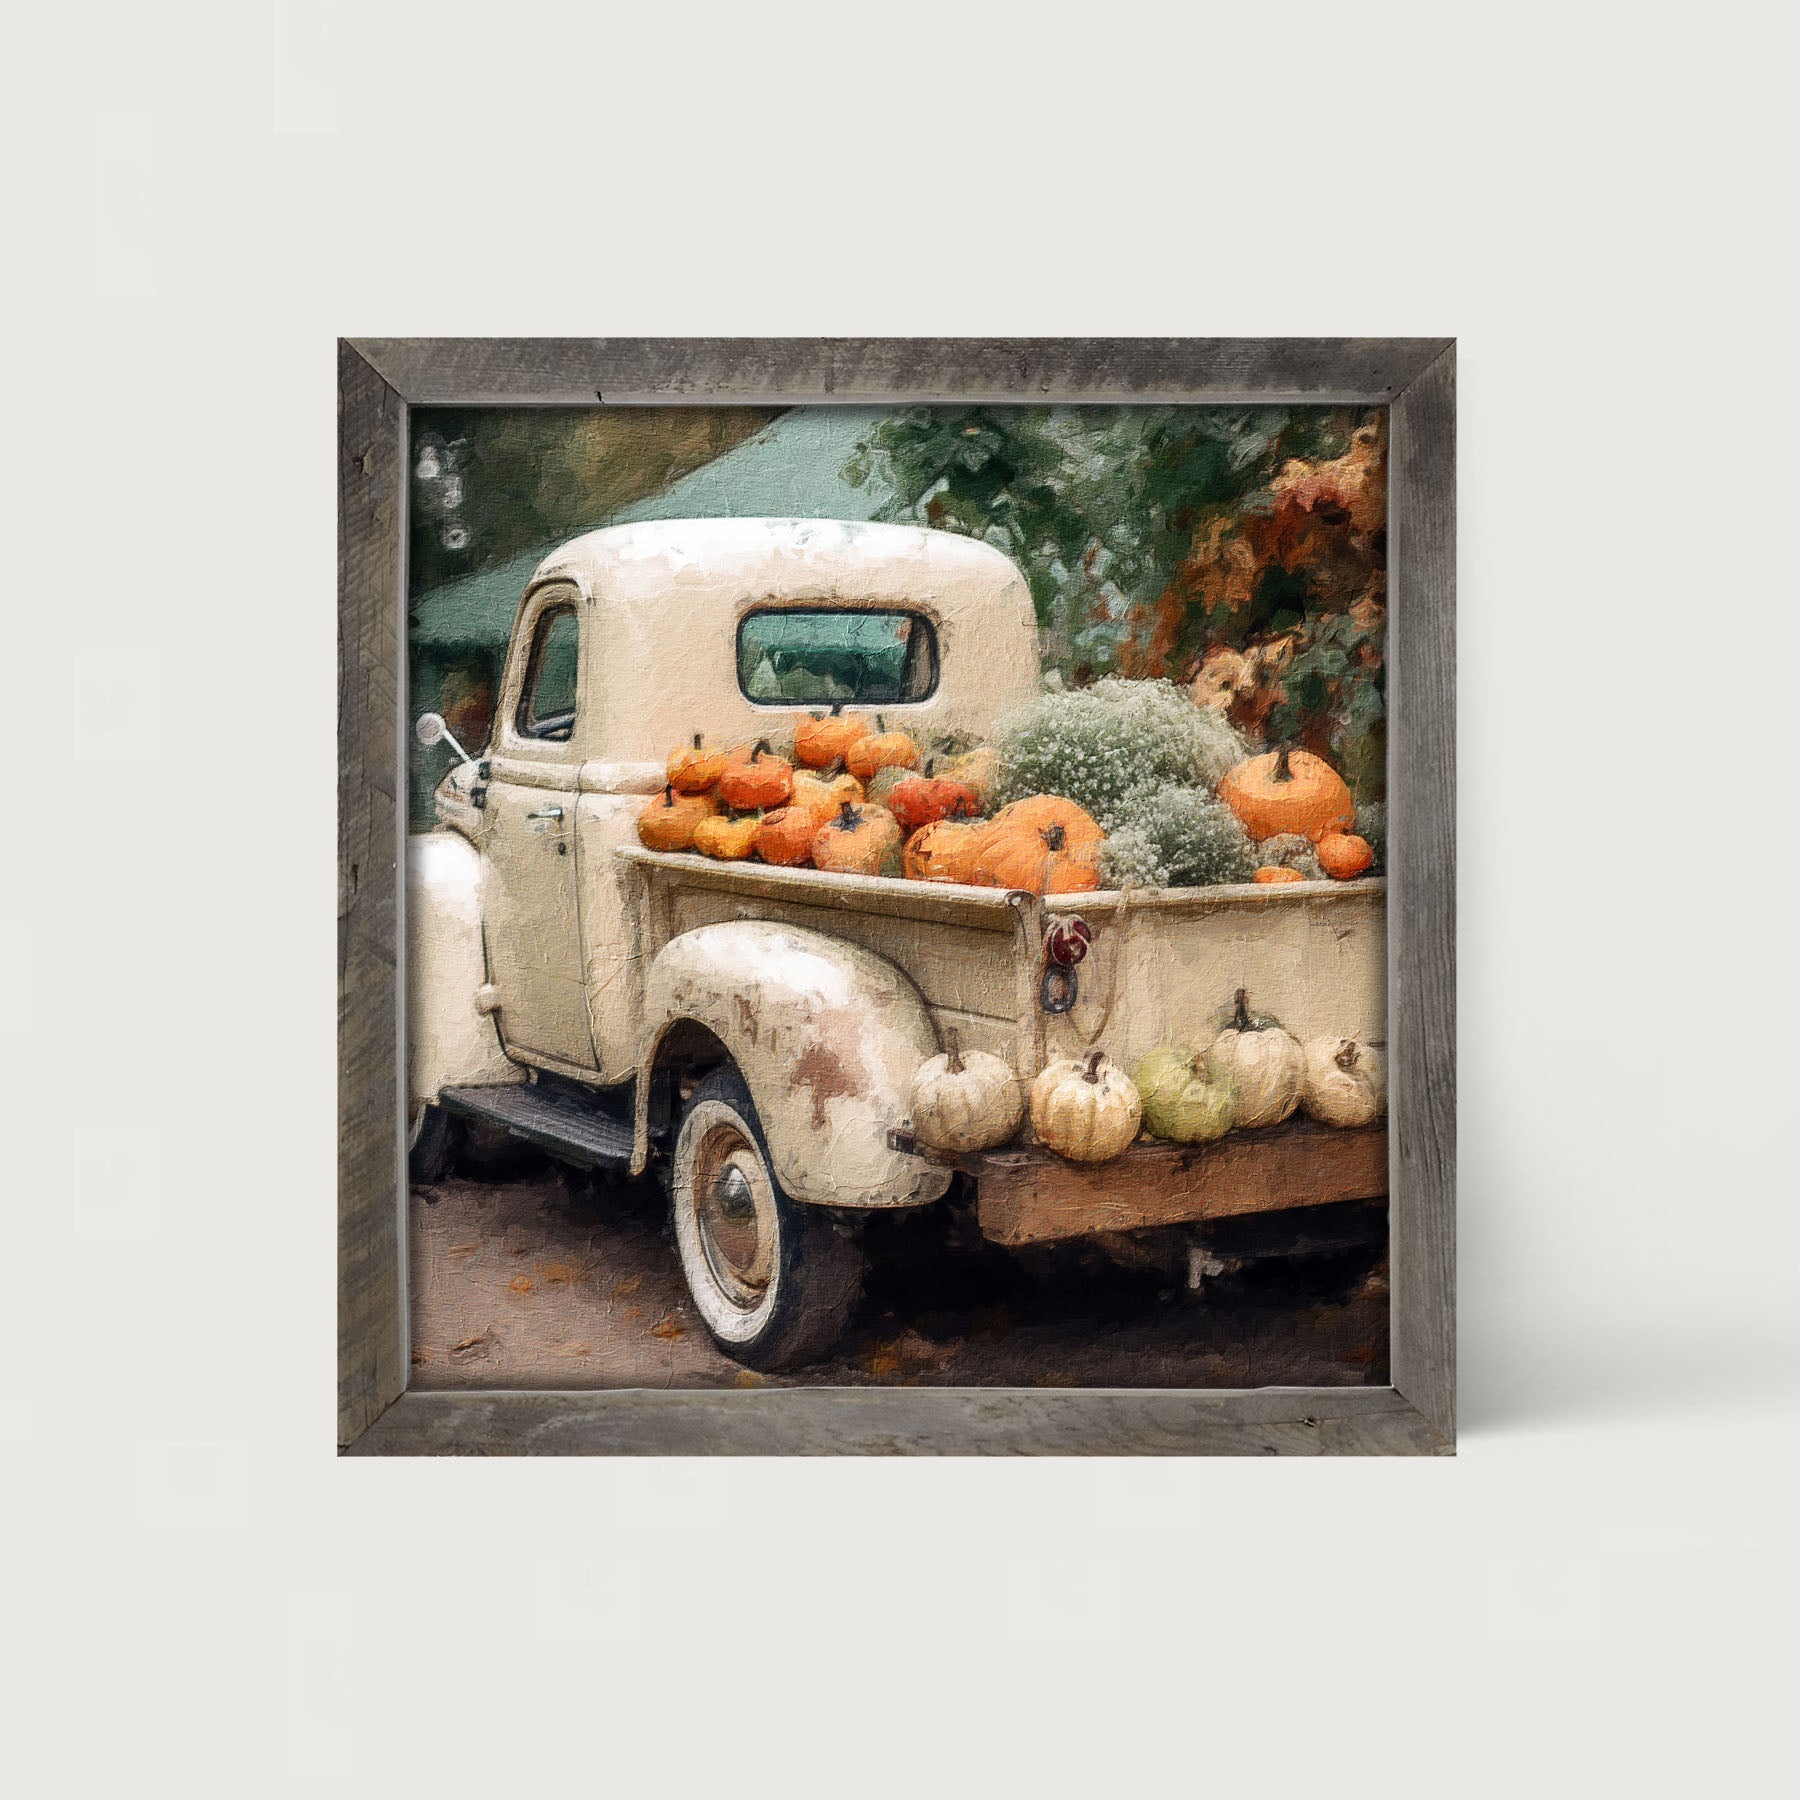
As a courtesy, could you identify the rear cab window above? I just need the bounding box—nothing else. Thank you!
[737,608,938,706]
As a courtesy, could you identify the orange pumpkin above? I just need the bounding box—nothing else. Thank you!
[1218,747,1355,843]
[794,707,872,770]
[666,731,729,794]
[886,761,984,834]
[980,796,1106,857]
[692,813,761,861]
[972,819,1102,895]
[844,716,921,783]
[812,800,903,877]
[754,805,820,868]
[1253,865,1306,885]
[1316,831,1374,880]
[637,784,718,852]
[716,740,795,812]
[904,819,983,885]
[790,764,865,825]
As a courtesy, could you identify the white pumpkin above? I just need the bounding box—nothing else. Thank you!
[1301,1037,1387,1128]
[910,1029,1025,1153]
[1030,1049,1142,1163]
[1208,988,1305,1129]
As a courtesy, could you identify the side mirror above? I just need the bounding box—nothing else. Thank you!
[414,711,473,764]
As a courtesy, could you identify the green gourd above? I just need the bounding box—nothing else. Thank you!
[1134,1048,1236,1144]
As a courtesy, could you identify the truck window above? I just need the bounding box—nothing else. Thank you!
[737,608,939,705]
[517,604,579,740]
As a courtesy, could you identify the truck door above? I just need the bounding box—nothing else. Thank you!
[481,585,598,1070]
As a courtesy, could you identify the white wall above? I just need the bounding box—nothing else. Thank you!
[5,3,1794,1795]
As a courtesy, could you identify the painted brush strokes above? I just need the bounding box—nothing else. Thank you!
[405,405,1389,1392]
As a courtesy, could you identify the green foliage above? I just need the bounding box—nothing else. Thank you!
[846,403,1388,800]
[991,679,1246,831]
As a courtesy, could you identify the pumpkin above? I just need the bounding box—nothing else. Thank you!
[1218,746,1356,843]
[886,761,984,834]
[909,1028,1024,1153]
[984,794,1107,855]
[666,731,729,794]
[1134,1048,1235,1145]
[1253,866,1306,885]
[1301,1037,1387,1129]
[1316,831,1375,880]
[790,764,865,825]
[971,799,1105,895]
[691,812,761,861]
[904,819,983,885]
[1208,989,1305,1129]
[844,716,922,783]
[794,705,871,770]
[754,805,819,868]
[716,740,794,812]
[636,784,719,853]
[811,799,903,878]
[1030,1049,1142,1163]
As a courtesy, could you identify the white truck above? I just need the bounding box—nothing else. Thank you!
[409,518,1388,1368]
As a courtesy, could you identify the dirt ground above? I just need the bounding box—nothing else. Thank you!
[409,1150,1389,1392]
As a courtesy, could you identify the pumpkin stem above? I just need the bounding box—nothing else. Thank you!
[1040,823,1068,853]
[692,731,703,750]
[944,1028,964,1075]
[1272,745,1294,782]
[752,738,770,760]
[1082,1048,1104,1084]
[1233,987,1252,1032]
[662,784,675,806]
[829,702,843,716]
[1335,1039,1358,1071]
[833,799,860,830]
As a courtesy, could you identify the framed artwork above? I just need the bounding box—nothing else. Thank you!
[339,339,1455,1456]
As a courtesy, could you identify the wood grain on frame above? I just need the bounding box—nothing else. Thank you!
[1386,344,1457,1442]
[338,343,408,1444]
[338,337,1456,1455]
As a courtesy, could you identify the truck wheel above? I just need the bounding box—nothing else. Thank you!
[671,1068,862,1370]
[407,1101,453,1184]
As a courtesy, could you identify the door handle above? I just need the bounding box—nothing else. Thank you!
[527,805,564,822]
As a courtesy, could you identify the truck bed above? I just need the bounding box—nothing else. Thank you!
[616,845,1387,1077]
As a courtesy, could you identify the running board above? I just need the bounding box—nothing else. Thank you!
[438,1083,635,1170]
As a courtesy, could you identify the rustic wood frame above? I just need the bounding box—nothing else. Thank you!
[339,338,1455,1456]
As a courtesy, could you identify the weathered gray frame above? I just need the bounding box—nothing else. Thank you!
[339,338,1455,1456]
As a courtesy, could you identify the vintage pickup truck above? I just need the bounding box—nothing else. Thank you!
[408,517,1388,1368]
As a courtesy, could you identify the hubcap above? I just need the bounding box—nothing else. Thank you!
[692,1123,777,1309]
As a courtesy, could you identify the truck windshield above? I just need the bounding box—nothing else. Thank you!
[737,608,938,705]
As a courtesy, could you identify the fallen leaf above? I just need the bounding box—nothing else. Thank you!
[449,1334,489,1357]
[732,1370,765,1389]
[650,1317,686,1340]
[611,1274,643,1298]
[508,1276,532,1294]
[541,1261,582,1287]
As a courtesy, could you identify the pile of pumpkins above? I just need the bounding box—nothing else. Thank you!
[639,707,1380,895]
[907,989,1386,1166]
[1218,746,1376,883]
[635,709,1107,897]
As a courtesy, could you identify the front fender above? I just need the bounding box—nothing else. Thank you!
[406,832,522,1112]
[636,921,952,1208]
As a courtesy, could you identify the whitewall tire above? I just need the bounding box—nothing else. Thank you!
[670,1068,862,1370]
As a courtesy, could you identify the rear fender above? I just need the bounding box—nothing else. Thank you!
[634,921,951,1208]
